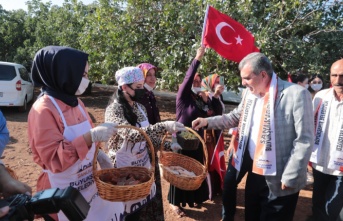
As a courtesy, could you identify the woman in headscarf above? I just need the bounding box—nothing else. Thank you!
[105,67,184,221]
[135,63,165,219]
[201,73,226,196]
[169,46,224,217]
[137,63,161,124]
[28,46,123,221]
[201,73,225,112]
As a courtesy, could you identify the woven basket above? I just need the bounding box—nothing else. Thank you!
[176,131,199,150]
[159,127,208,191]
[93,125,155,202]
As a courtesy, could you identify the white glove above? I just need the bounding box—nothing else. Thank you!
[170,133,182,153]
[90,122,118,142]
[170,142,182,153]
[97,149,114,169]
[163,121,186,133]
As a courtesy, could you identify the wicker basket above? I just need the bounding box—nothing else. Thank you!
[159,127,208,191]
[176,131,200,150]
[92,125,155,202]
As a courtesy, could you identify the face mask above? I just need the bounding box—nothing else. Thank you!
[144,83,154,92]
[75,77,90,95]
[311,83,322,91]
[304,84,309,89]
[129,86,145,101]
[192,87,203,94]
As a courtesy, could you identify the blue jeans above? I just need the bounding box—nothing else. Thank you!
[222,150,252,221]
[312,168,343,221]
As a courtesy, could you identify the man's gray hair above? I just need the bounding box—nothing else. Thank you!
[238,52,274,77]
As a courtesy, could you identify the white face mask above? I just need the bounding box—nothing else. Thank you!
[144,83,154,92]
[311,83,322,91]
[75,77,90,95]
[304,84,309,89]
[191,87,203,94]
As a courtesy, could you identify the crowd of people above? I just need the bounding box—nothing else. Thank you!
[0,44,342,221]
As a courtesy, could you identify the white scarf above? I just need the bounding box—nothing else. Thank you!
[310,89,343,171]
[232,73,277,176]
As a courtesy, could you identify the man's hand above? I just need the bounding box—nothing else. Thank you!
[227,144,236,158]
[0,165,32,198]
[0,204,9,218]
[192,118,208,130]
[281,183,294,190]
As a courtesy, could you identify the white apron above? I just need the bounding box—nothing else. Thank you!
[44,96,124,221]
[115,104,156,215]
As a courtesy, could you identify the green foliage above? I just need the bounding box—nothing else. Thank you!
[0,0,342,90]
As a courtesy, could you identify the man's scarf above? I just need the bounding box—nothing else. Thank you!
[310,89,343,171]
[232,73,277,176]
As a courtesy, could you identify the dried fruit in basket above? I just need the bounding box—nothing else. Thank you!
[163,165,196,177]
[99,172,150,186]
[178,131,197,139]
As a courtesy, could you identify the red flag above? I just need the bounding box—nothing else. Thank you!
[202,6,259,62]
[210,132,227,189]
[287,72,293,83]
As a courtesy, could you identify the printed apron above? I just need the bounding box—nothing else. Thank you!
[115,105,156,215]
[44,96,124,221]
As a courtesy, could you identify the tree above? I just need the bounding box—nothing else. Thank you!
[1,0,342,91]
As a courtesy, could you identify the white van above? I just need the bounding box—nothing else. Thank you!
[0,62,34,112]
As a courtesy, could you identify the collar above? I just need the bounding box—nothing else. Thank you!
[144,83,154,91]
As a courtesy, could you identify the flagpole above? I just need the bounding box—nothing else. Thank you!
[210,131,222,164]
[201,5,210,47]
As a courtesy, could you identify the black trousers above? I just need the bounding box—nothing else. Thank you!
[312,168,343,221]
[222,149,252,221]
[245,171,299,221]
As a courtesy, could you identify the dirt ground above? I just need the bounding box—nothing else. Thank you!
[1,86,313,221]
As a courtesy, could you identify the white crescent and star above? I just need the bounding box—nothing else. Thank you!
[215,22,243,45]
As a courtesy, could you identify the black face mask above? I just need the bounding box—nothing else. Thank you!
[129,87,145,101]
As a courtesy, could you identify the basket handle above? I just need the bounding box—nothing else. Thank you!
[160,126,208,173]
[92,125,155,174]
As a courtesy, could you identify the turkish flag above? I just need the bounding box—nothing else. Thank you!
[210,132,227,189]
[202,6,259,62]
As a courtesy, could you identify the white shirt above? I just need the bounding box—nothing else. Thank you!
[248,95,264,159]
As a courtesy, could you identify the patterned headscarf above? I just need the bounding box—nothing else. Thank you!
[115,67,144,86]
[137,63,157,78]
[201,74,219,92]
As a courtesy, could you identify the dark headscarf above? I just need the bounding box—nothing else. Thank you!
[31,46,89,107]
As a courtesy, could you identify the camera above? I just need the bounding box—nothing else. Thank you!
[0,186,90,221]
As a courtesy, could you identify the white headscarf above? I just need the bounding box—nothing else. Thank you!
[115,67,144,86]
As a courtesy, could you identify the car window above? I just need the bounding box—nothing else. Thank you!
[19,67,30,82]
[0,65,17,81]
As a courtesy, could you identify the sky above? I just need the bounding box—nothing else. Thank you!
[0,0,96,11]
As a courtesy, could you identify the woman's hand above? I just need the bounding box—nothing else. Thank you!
[213,84,224,98]
[195,46,205,61]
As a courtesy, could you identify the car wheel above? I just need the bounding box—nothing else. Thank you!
[18,97,27,112]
